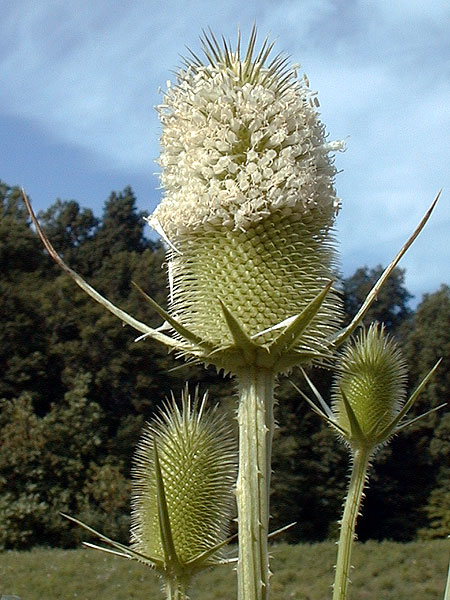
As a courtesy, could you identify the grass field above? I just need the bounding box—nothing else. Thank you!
[1,539,449,599]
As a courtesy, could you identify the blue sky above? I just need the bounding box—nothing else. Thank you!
[1,1,449,304]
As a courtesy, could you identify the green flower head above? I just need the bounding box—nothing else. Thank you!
[299,323,442,454]
[61,387,237,599]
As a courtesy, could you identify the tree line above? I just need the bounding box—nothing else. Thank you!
[1,179,449,549]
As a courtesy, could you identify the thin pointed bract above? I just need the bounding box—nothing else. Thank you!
[330,192,440,349]
[299,368,334,419]
[82,542,132,560]
[339,388,366,447]
[393,403,447,434]
[153,440,180,568]
[374,359,442,443]
[60,513,163,568]
[132,281,208,348]
[22,190,179,350]
[269,282,334,365]
[219,300,258,362]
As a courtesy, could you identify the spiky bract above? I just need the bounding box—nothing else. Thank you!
[131,387,237,567]
[147,28,343,372]
[169,210,340,362]
[333,324,407,447]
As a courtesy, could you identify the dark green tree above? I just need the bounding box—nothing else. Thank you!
[37,199,99,273]
[91,187,150,269]
[0,373,130,548]
[0,182,55,404]
[270,369,347,542]
[403,285,450,539]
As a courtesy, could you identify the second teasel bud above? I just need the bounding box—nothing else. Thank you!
[332,323,408,449]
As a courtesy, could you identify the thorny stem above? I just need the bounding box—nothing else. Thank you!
[333,446,371,600]
[165,577,190,600]
[236,367,275,600]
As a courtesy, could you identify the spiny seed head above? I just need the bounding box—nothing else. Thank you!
[130,387,237,568]
[147,28,344,371]
[332,324,408,448]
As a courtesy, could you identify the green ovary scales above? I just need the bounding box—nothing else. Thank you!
[169,209,341,354]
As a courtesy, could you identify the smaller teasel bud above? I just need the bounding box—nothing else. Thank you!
[332,323,407,449]
[131,386,237,592]
[297,325,443,600]
[62,386,237,600]
[298,323,443,453]
[302,326,444,600]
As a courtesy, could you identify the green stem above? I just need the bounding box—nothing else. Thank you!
[165,577,190,600]
[236,367,275,600]
[333,446,371,600]
[444,550,450,600]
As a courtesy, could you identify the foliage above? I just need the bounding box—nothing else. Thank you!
[419,465,450,539]
[0,177,448,548]
[403,286,450,540]
[0,374,128,548]
[271,369,347,541]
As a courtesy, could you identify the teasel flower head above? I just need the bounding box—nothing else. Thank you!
[146,27,345,374]
[332,324,408,449]
[130,386,237,583]
[298,323,443,453]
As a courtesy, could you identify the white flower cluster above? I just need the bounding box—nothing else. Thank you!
[148,46,344,239]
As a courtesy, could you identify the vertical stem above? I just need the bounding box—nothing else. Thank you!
[236,367,275,600]
[444,551,450,600]
[333,446,371,600]
[165,577,190,600]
